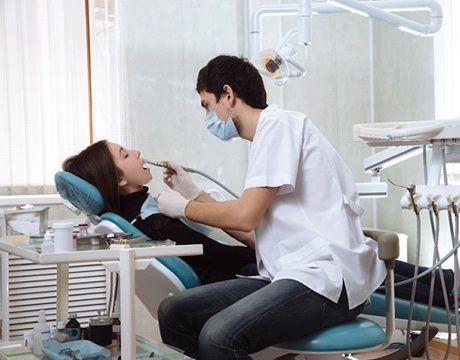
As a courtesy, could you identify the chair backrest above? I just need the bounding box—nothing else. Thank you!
[54,171,201,318]
[55,171,105,224]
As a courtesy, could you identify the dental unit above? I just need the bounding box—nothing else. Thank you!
[355,118,460,355]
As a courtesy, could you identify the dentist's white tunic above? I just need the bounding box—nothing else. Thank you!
[244,104,386,309]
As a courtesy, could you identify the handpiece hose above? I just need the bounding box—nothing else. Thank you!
[145,160,239,199]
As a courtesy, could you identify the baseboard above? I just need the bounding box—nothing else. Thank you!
[429,338,458,356]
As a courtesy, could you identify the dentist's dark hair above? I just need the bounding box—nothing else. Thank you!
[62,140,123,215]
[196,55,268,109]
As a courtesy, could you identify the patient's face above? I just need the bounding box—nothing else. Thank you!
[108,142,152,193]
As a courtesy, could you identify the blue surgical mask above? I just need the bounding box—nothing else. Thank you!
[204,110,240,142]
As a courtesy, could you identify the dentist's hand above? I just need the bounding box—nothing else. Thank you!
[163,161,202,199]
[158,189,190,219]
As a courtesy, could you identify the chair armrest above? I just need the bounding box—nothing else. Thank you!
[363,229,399,349]
[363,230,400,264]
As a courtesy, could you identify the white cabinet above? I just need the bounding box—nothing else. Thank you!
[0,252,110,341]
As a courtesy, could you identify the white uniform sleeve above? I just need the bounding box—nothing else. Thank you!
[245,115,303,195]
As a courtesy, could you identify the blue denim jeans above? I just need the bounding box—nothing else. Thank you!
[158,278,364,360]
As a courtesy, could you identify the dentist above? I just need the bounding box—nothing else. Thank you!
[157,54,386,359]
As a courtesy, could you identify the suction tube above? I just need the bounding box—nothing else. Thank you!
[144,160,240,199]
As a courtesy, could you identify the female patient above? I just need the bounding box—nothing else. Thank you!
[62,140,256,284]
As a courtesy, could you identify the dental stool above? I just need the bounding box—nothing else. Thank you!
[54,171,201,319]
[269,230,400,360]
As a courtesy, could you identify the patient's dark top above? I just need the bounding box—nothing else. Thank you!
[119,187,256,284]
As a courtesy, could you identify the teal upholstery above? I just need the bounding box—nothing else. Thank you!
[276,318,386,352]
[276,292,455,354]
[101,212,201,289]
[55,171,104,216]
[365,292,456,325]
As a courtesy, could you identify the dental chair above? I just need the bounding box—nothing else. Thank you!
[54,171,201,320]
[55,171,445,359]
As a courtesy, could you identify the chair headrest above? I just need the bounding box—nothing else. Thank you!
[55,171,105,216]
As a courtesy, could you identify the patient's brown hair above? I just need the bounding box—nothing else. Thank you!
[62,140,123,214]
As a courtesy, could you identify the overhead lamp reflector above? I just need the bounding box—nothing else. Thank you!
[256,49,290,86]
[256,43,306,86]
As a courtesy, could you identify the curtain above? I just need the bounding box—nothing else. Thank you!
[0,0,90,196]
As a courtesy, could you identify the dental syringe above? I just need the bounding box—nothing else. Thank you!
[144,160,239,199]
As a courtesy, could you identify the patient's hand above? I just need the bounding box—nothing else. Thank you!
[163,161,202,199]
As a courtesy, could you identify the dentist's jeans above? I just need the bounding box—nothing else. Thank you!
[158,278,364,360]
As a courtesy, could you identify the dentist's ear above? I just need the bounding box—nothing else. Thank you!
[222,84,236,104]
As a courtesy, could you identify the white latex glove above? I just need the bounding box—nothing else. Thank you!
[157,189,190,219]
[163,161,202,199]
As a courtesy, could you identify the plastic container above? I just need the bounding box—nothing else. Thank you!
[50,323,56,340]
[78,223,88,238]
[88,309,112,346]
[53,222,75,252]
[5,206,49,236]
[65,313,81,341]
[54,321,70,343]
[32,310,50,355]
[24,330,34,349]
[40,231,54,253]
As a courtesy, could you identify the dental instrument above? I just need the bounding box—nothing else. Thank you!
[144,160,240,199]
[356,119,460,358]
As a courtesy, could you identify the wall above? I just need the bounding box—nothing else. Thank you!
[97,1,440,261]
[120,0,249,198]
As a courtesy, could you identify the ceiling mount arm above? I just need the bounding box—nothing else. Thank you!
[323,0,443,36]
[249,0,443,59]
[249,0,442,85]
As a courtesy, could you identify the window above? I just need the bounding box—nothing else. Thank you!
[434,1,460,184]
[434,0,460,120]
[0,0,91,196]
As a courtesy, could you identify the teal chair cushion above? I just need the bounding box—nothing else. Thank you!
[365,291,456,325]
[55,171,105,215]
[101,212,201,289]
[276,317,386,352]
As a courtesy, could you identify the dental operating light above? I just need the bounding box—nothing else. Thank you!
[250,0,442,85]
[255,28,306,86]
